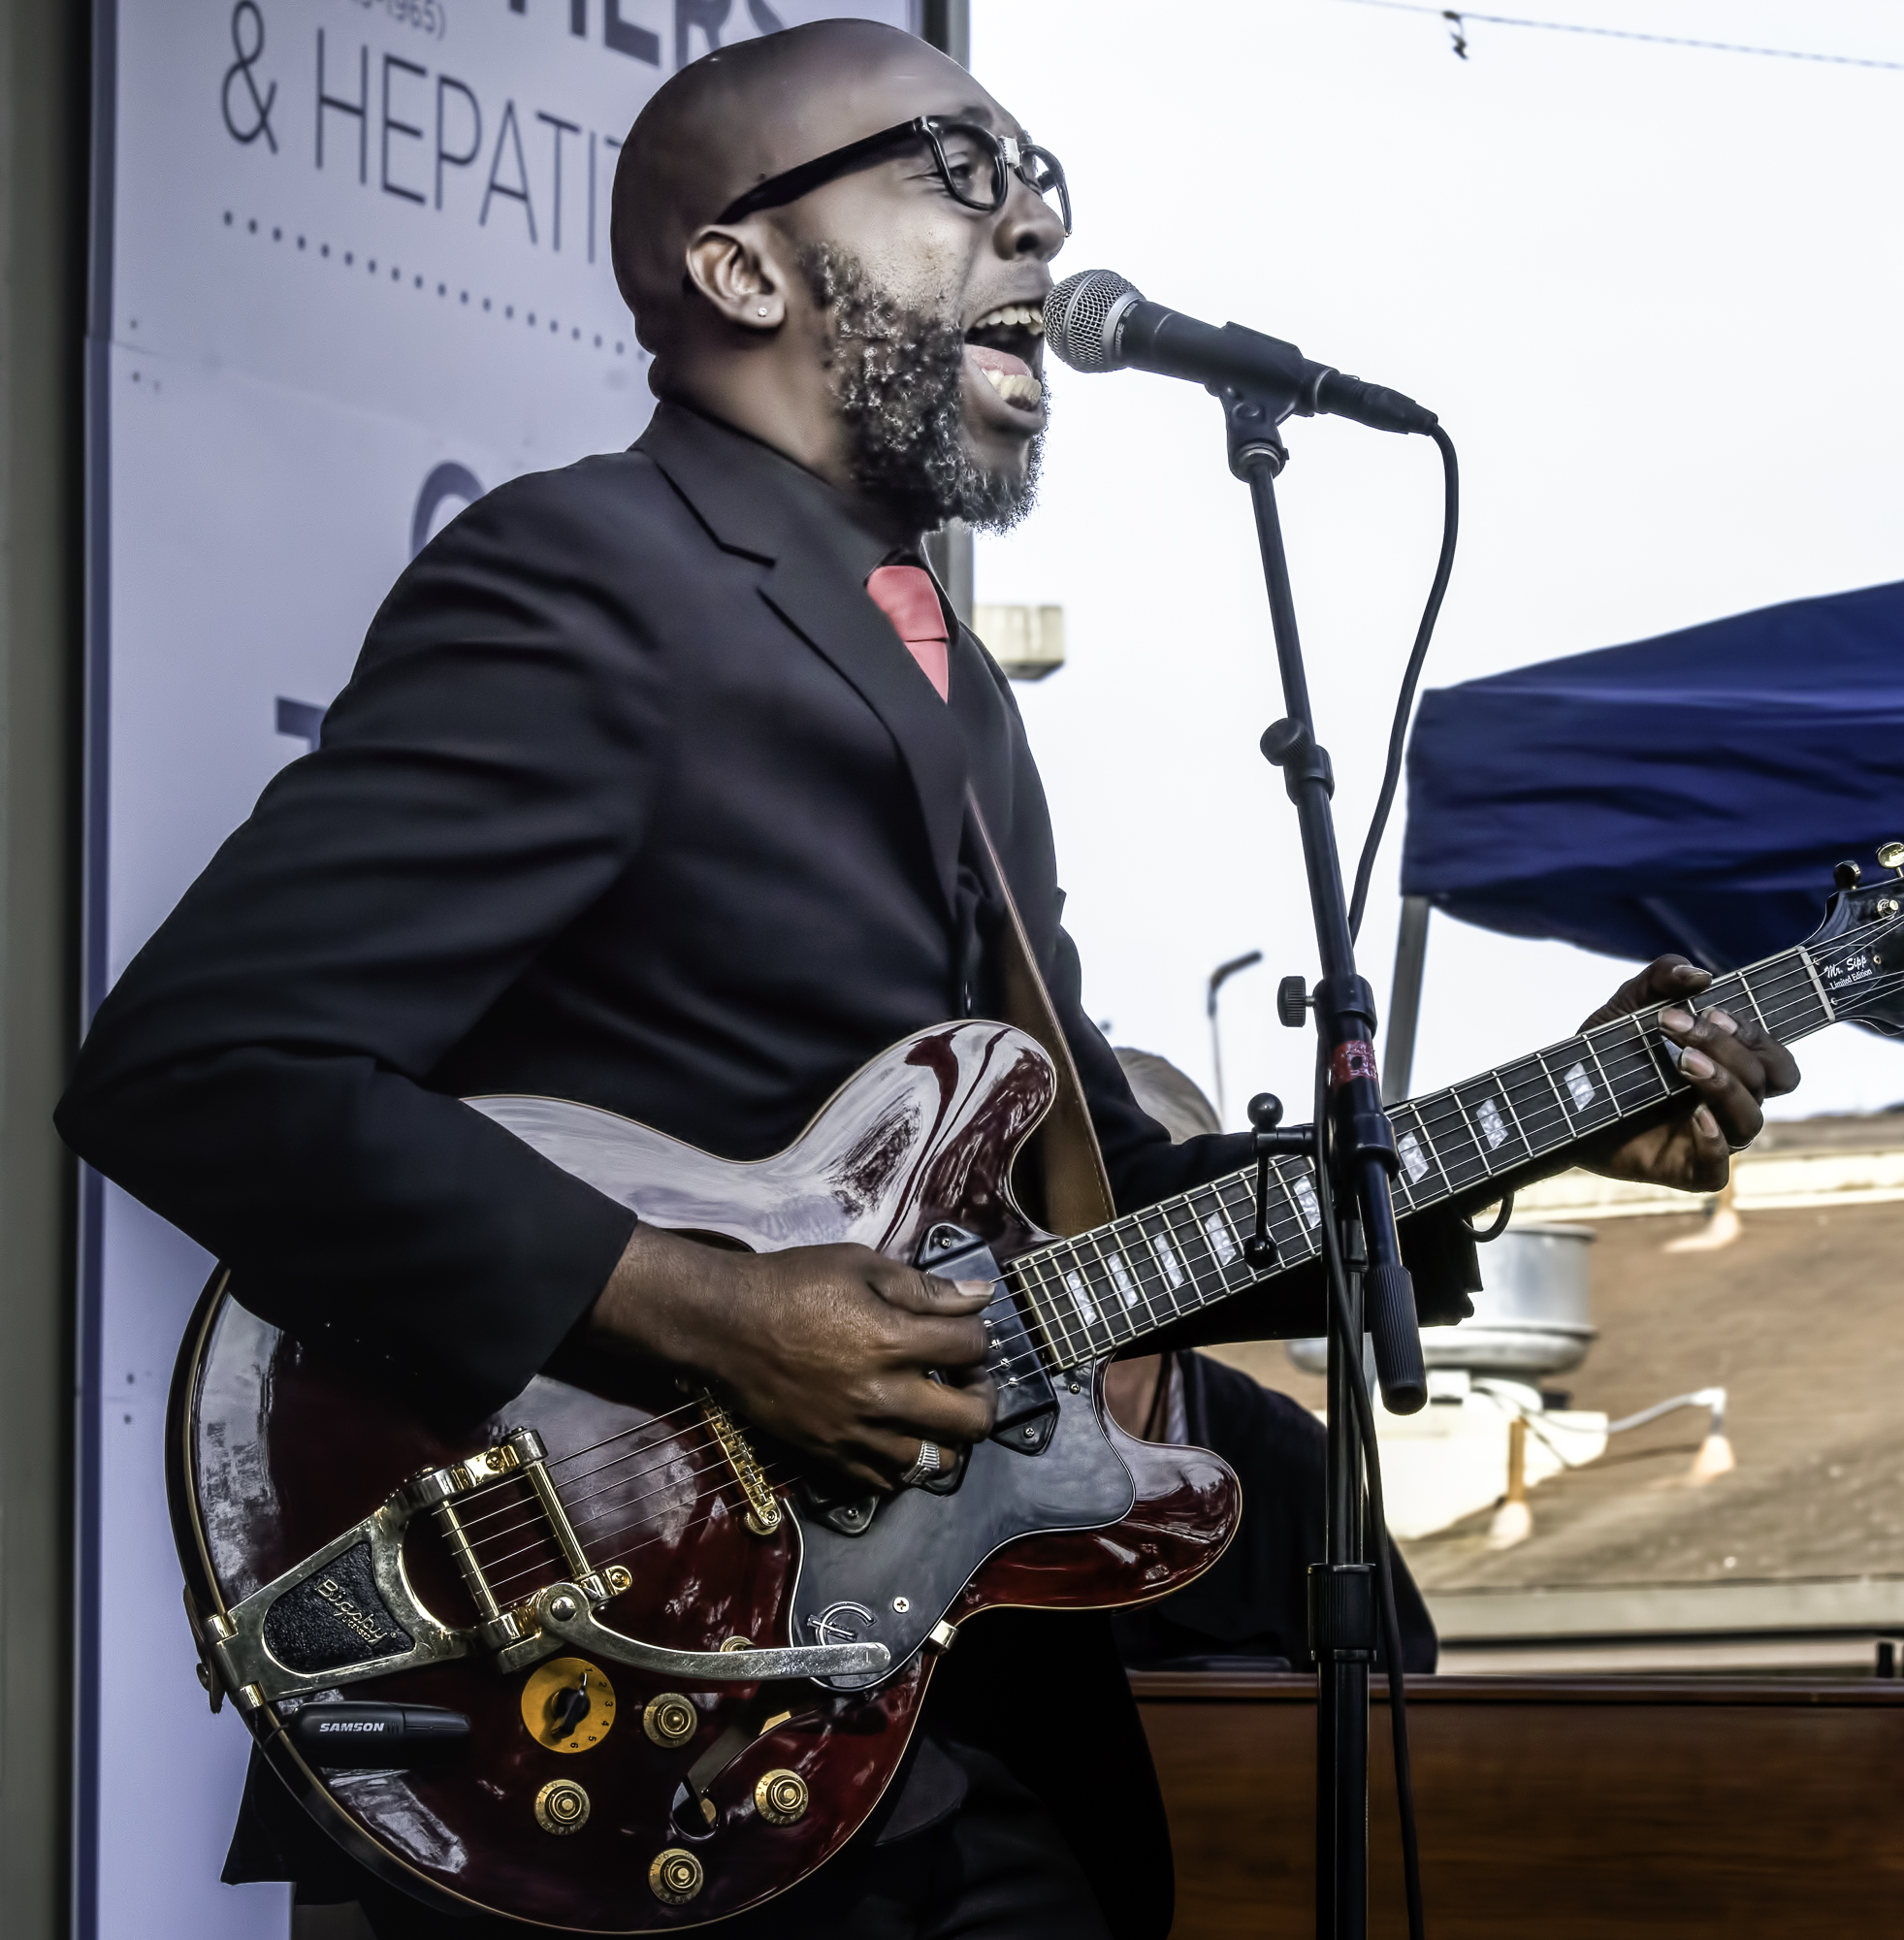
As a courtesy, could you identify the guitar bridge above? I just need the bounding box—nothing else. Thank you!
[696,1391,782,1536]
[410,1428,609,1651]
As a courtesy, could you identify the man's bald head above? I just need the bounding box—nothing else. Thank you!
[612,20,984,361]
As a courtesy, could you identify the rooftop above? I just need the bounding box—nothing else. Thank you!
[1213,1180,1904,1665]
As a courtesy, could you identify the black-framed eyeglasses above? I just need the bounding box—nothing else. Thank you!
[717,114,1072,236]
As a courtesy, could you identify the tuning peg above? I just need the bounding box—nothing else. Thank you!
[1879,842,1904,875]
[1276,976,1309,1028]
[1835,860,1862,889]
[1247,1093,1284,1132]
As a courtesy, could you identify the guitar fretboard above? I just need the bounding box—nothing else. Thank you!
[1000,944,1838,1379]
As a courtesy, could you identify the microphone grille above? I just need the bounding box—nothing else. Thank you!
[1044,269,1142,374]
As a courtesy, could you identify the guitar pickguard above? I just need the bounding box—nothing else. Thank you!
[791,1375,1133,1689]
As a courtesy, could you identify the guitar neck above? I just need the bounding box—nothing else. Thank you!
[1007,943,1840,1374]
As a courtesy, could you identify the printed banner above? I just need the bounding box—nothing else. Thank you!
[83,6,910,1935]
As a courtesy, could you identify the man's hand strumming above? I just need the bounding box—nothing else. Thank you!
[586,1226,997,1492]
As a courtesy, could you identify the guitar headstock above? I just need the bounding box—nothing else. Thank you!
[1805,843,1904,1036]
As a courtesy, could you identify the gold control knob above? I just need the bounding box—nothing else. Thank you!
[719,1635,754,1653]
[754,1767,809,1826]
[1879,841,1904,871]
[533,1779,591,1835]
[648,1848,705,1904]
[643,1693,698,1748]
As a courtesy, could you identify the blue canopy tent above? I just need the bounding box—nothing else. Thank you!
[1382,578,1904,1093]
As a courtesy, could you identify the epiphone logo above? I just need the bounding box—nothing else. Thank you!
[316,1574,390,1647]
[807,1600,877,1646]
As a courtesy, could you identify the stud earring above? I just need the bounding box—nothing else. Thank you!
[757,305,769,316]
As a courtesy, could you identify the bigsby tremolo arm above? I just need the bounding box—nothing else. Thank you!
[508,1580,886,1682]
[195,1424,886,1714]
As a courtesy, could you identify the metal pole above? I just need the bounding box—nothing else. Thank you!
[1382,895,1431,1103]
[1317,1257,1369,1940]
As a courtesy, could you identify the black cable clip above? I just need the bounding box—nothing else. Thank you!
[1245,1094,1316,1270]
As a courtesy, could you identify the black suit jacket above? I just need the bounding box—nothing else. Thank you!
[58,403,1278,1410]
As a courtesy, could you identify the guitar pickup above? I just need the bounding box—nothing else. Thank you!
[916,1223,1058,1457]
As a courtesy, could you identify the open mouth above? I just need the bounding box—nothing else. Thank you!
[964,301,1046,411]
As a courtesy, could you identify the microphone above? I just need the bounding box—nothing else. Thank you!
[1044,270,1436,436]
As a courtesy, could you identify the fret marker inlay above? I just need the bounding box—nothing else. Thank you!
[1151,1235,1184,1289]
[1064,1270,1098,1326]
[1563,1061,1596,1113]
[1477,1096,1508,1148]
[1398,1131,1430,1184]
[1293,1175,1321,1230]
[1203,1213,1238,1267]
[1106,1250,1139,1310]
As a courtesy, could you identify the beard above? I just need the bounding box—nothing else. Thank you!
[798,242,1043,534]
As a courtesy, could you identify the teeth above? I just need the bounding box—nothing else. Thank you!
[981,367,1044,406]
[971,303,1046,336]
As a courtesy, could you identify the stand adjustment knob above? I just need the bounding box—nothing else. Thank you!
[1247,1093,1283,1131]
[1276,976,1309,1028]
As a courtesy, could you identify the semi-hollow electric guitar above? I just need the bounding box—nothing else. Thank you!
[171,863,1904,1929]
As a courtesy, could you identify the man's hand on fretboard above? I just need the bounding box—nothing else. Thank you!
[1575,954,1801,1192]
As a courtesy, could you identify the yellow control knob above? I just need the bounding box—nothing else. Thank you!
[755,1767,810,1826]
[648,1848,704,1904]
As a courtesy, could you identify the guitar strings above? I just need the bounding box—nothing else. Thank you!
[438,1394,715,1528]
[476,1452,791,1598]
[465,1442,737,1566]
[454,1412,732,1534]
[478,1457,797,1602]
[462,1432,743,1556]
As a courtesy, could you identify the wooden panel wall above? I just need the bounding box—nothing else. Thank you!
[1134,1672,1904,1938]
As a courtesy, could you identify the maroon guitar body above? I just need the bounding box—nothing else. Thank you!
[170,1019,1241,1931]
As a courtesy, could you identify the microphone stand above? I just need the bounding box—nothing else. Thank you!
[1218,387,1427,1940]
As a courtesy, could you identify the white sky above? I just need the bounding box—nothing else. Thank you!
[969,0,1904,1127]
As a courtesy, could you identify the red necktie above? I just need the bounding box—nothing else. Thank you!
[865,565,951,703]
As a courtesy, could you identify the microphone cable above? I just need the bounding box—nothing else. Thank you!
[1348,424,1460,945]
[1325,421,1459,1940]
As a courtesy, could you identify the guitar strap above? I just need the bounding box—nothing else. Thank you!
[964,790,1117,1239]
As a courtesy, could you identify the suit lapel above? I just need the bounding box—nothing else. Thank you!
[641,404,969,922]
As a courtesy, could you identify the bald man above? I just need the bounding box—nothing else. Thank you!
[58,18,1797,1940]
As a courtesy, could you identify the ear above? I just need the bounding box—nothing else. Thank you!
[684,222,792,334]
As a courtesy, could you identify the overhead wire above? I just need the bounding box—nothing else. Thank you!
[1338,0,1904,73]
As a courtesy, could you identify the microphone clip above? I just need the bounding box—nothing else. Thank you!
[1243,1093,1315,1270]
[1219,388,1292,483]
